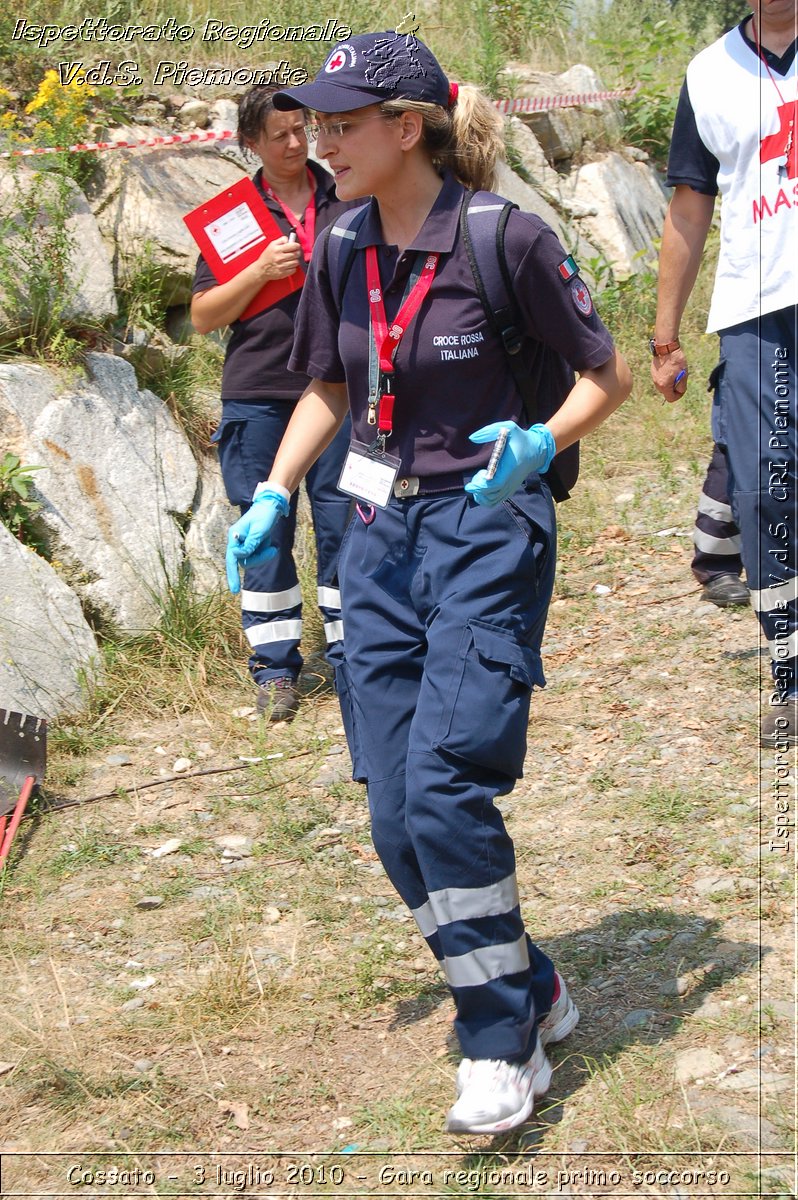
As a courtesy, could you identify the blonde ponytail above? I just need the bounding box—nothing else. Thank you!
[380,83,505,192]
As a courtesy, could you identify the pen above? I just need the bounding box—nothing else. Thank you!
[485,428,508,480]
[674,369,687,393]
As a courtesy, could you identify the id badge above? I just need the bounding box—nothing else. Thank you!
[338,441,401,508]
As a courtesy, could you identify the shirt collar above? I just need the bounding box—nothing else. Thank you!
[354,172,464,254]
[737,17,798,74]
[254,161,337,210]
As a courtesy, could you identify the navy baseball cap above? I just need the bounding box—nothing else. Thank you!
[273,30,452,113]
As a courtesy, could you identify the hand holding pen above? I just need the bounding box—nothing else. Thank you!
[651,344,689,404]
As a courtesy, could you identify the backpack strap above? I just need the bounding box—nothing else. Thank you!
[460,189,573,501]
[325,202,370,310]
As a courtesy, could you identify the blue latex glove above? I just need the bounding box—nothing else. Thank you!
[226,488,290,594]
[465,421,556,506]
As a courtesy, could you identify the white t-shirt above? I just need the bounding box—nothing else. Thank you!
[684,27,797,331]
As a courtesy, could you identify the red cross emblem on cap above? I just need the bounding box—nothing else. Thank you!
[326,50,347,73]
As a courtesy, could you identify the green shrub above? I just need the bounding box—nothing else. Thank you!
[0,453,46,550]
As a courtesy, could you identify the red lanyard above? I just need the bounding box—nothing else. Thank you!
[261,168,316,261]
[366,245,438,372]
[750,16,791,104]
[365,245,438,437]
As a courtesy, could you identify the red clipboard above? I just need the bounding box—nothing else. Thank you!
[183,176,304,321]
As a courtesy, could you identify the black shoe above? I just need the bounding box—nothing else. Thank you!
[256,677,300,723]
[701,574,749,607]
[760,699,798,749]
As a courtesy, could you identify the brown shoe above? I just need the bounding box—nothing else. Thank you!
[257,677,300,723]
[760,699,798,749]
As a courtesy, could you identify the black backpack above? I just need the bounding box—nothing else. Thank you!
[325,189,578,501]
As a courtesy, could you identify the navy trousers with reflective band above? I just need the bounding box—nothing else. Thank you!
[691,442,744,584]
[214,402,352,681]
[336,482,557,1062]
[713,307,797,699]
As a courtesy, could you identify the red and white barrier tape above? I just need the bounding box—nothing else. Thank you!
[493,84,639,114]
[0,85,639,159]
[0,127,237,158]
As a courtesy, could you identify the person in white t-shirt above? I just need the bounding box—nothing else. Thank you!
[651,0,797,749]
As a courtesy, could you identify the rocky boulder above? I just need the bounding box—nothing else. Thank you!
[562,153,668,277]
[86,127,248,306]
[185,456,232,594]
[0,354,198,633]
[0,522,102,719]
[502,63,623,168]
[0,164,117,335]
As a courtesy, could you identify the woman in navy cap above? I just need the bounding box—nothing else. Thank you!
[226,30,632,1134]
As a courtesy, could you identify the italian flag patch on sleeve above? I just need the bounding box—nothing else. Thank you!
[558,255,579,282]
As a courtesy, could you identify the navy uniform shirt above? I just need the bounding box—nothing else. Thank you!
[289,171,615,480]
[192,158,354,402]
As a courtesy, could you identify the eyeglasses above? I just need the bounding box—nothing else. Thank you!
[304,114,393,142]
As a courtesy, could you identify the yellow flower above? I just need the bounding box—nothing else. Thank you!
[25,69,95,116]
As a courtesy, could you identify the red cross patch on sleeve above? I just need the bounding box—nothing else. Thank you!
[570,278,593,316]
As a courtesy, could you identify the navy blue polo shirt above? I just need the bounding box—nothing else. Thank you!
[192,159,354,401]
[289,172,614,480]
[667,19,798,194]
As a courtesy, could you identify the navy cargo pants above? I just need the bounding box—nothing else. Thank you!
[214,401,352,682]
[713,307,797,702]
[335,481,557,1062]
[691,442,744,584]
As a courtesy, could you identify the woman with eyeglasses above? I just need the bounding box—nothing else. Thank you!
[191,85,356,721]
[225,34,632,1133]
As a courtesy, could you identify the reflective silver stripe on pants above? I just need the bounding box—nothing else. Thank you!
[767,629,798,661]
[443,934,530,989]
[750,576,798,613]
[427,873,519,928]
[245,619,303,647]
[696,491,734,523]
[324,619,345,644]
[241,584,302,612]
[692,528,742,555]
[411,900,437,939]
[318,585,341,609]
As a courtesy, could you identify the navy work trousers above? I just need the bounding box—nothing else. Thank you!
[690,442,744,584]
[215,401,352,682]
[713,307,797,700]
[336,482,557,1062]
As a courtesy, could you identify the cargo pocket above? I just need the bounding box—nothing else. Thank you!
[708,358,726,449]
[433,619,545,779]
[213,419,250,508]
[333,657,368,783]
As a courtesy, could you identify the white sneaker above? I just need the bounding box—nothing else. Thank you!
[445,1040,553,1134]
[538,971,579,1046]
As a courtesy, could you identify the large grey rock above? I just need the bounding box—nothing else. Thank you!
[493,162,601,283]
[0,523,101,719]
[185,455,232,594]
[0,354,198,632]
[501,63,622,167]
[0,164,117,336]
[87,127,247,306]
[562,153,668,277]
